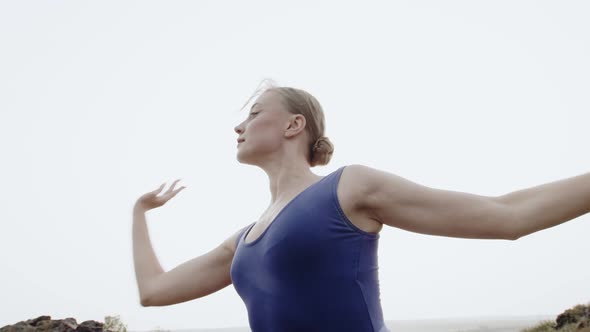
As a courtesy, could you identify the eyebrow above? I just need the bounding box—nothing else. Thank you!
[250,102,263,112]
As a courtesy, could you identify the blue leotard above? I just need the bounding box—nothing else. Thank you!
[230,165,389,332]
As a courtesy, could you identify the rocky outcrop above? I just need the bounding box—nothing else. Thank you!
[0,316,105,332]
[555,304,590,330]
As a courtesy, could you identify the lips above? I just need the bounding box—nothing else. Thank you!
[237,138,245,143]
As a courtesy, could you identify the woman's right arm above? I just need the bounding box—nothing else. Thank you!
[132,205,165,305]
[132,180,246,306]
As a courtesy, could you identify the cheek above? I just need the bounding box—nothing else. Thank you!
[248,118,279,136]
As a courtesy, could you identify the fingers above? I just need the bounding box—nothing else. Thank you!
[151,183,165,194]
[170,185,186,198]
[157,179,186,201]
[165,179,182,194]
[139,179,185,210]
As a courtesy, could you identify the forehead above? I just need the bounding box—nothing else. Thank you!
[251,90,283,110]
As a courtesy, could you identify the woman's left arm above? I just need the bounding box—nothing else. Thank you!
[352,164,590,240]
[494,170,590,239]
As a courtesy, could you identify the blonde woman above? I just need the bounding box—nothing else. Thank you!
[132,82,589,332]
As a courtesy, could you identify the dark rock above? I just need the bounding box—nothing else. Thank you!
[555,304,590,330]
[1,317,104,332]
[0,321,37,332]
[32,321,53,331]
[75,321,104,332]
[62,319,78,331]
[26,317,52,327]
[54,320,78,332]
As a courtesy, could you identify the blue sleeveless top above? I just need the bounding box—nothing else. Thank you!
[230,166,390,332]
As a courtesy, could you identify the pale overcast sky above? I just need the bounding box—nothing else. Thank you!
[1,1,589,331]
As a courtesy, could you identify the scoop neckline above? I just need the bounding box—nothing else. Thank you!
[241,167,344,246]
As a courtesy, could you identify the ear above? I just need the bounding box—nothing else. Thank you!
[284,114,306,139]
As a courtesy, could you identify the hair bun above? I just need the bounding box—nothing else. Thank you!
[313,136,331,152]
[310,136,334,167]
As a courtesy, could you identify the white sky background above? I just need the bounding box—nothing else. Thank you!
[1,0,589,330]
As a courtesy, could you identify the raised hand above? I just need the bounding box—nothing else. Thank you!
[135,179,186,212]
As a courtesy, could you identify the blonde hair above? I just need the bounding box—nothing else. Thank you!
[241,80,335,167]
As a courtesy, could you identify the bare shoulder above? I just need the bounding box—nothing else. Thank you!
[221,223,253,254]
[341,163,415,196]
[340,163,427,215]
[337,164,384,234]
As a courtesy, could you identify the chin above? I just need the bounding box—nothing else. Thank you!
[236,153,262,167]
[236,151,252,165]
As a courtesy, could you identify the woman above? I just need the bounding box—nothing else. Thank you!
[132,83,589,332]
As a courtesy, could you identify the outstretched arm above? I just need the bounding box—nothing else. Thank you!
[133,180,185,304]
[494,170,590,239]
[351,164,590,240]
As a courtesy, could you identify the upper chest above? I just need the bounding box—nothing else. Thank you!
[244,166,382,244]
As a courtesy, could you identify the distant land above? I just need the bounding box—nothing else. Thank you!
[130,315,554,332]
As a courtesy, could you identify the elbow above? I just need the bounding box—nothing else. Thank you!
[139,279,158,307]
[140,296,152,307]
[140,288,165,307]
[140,290,158,307]
[507,226,530,240]
[503,231,521,241]
[499,222,524,241]
[501,220,526,241]
[500,222,523,240]
[493,196,524,241]
[506,214,529,241]
[492,226,520,240]
[140,288,164,306]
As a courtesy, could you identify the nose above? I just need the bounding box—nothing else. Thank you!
[234,124,243,135]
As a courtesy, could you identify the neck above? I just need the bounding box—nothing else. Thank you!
[261,161,322,204]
